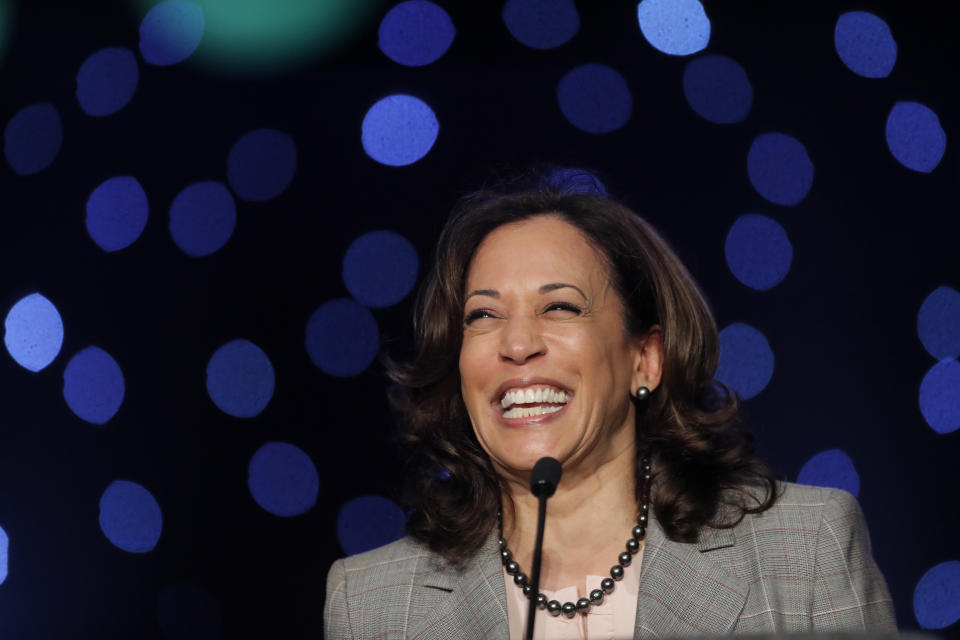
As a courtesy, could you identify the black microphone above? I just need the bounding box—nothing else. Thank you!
[525,457,562,640]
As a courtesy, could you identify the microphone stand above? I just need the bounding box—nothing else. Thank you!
[525,493,548,640]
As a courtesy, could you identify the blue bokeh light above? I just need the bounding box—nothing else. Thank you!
[914,561,960,630]
[206,339,275,419]
[362,94,439,167]
[0,524,7,586]
[86,176,149,252]
[546,167,606,195]
[169,181,236,257]
[918,286,960,360]
[636,0,710,56]
[378,0,454,66]
[724,214,792,291]
[747,133,814,206]
[99,480,162,553]
[502,0,579,50]
[336,495,407,555]
[343,230,418,308]
[919,360,960,435]
[226,129,297,202]
[4,103,63,175]
[885,101,946,173]
[797,449,860,497]
[157,583,222,640]
[4,293,64,372]
[557,64,632,134]
[834,11,896,79]
[248,442,319,517]
[139,0,205,66]
[683,54,752,124]
[76,47,139,117]
[716,323,774,400]
[305,298,379,377]
[63,346,125,425]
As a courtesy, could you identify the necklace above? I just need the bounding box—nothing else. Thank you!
[498,454,652,618]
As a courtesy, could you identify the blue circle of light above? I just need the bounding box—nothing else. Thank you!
[378,0,455,66]
[716,323,774,400]
[86,176,149,252]
[683,54,753,124]
[336,495,407,555]
[226,128,297,202]
[557,64,633,134]
[248,442,319,517]
[636,0,710,56]
[918,286,960,360]
[747,133,814,206]
[139,0,205,66]
[99,480,162,553]
[724,214,792,291]
[0,524,7,586]
[914,561,960,629]
[157,583,222,640]
[169,181,236,257]
[63,346,125,425]
[797,449,860,497]
[76,47,139,117]
[361,95,439,167]
[205,339,275,419]
[546,167,606,195]
[4,293,64,372]
[834,11,896,79]
[3,103,63,176]
[305,298,379,377]
[919,360,960,435]
[343,230,419,308]
[502,0,580,50]
[885,101,946,174]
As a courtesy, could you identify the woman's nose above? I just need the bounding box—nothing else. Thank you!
[498,316,545,364]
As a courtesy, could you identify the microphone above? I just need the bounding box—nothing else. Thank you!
[525,457,562,640]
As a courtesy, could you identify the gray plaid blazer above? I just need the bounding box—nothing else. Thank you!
[324,482,896,638]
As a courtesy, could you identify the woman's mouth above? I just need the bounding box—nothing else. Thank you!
[494,383,572,422]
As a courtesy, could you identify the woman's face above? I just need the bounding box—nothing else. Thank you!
[459,215,659,478]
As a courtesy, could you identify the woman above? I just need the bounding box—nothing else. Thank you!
[325,171,896,638]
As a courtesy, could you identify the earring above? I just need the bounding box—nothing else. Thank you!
[634,386,650,401]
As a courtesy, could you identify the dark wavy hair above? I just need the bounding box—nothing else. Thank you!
[388,169,778,563]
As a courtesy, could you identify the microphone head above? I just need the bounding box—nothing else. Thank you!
[530,457,562,498]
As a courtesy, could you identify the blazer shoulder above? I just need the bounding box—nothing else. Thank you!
[341,535,431,573]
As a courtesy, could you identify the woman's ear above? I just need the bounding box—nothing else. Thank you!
[631,325,663,394]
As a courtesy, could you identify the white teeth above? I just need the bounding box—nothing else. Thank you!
[524,388,536,403]
[498,386,570,409]
[503,404,564,419]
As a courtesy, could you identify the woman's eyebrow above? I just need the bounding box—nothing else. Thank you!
[466,289,499,300]
[539,282,588,300]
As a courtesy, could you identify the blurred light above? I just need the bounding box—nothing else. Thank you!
[747,132,814,206]
[226,128,297,202]
[205,339,275,418]
[716,323,774,400]
[248,442,319,517]
[169,181,236,257]
[4,293,64,372]
[834,11,896,79]
[157,583,222,640]
[76,47,139,117]
[3,103,62,175]
[557,64,632,134]
[502,0,579,50]
[546,167,606,195]
[86,176,149,252]
[305,298,379,377]
[636,0,709,56]
[0,524,7,586]
[99,480,162,553]
[63,347,125,425]
[919,360,960,435]
[724,214,792,291]
[885,101,946,173]
[343,230,418,308]
[337,495,406,555]
[361,94,438,167]
[914,561,960,629]
[683,54,752,124]
[797,449,860,497]
[139,0,204,66]
[378,1,454,66]
[918,286,960,360]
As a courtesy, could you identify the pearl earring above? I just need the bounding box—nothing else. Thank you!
[634,386,650,401]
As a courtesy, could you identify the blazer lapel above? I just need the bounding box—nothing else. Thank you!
[634,515,748,638]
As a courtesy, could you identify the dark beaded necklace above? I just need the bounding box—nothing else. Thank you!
[498,455,652,619]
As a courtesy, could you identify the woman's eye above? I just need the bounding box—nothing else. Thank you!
[544,302,582,315]
[464,309,497,324]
